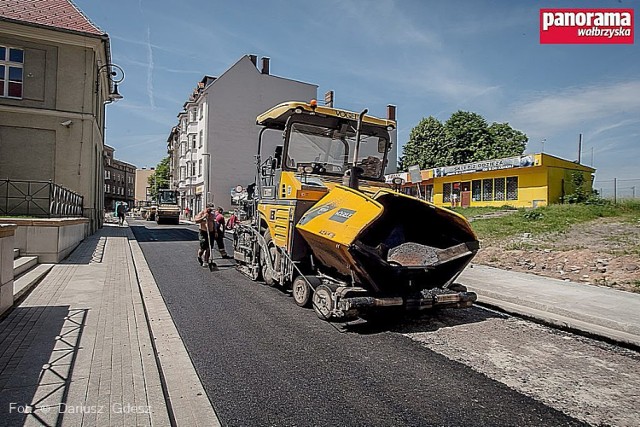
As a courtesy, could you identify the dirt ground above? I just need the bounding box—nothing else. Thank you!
[473,216,640,293]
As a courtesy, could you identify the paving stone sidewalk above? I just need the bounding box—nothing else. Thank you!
[0,225,171,426]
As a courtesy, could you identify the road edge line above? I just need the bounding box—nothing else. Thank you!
[128,233,221,427]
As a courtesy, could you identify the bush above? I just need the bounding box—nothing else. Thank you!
[523,210,544,220]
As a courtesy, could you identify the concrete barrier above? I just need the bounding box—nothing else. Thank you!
[0,218,90,263]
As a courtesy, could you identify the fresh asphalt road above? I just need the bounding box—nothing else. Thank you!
[130,220,585,427]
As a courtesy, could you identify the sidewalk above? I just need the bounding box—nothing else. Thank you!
[0,224,219,427]
[459,264,640,348]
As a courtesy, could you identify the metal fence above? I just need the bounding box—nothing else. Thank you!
[0,179,84,218]
[593,178,640,201]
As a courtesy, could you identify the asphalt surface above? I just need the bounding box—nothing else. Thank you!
[130,220,586,427]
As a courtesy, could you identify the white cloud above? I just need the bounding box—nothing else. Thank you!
[511,81,640,133]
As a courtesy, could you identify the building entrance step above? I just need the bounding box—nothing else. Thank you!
[13,264,54,300]
[13,256,38,277]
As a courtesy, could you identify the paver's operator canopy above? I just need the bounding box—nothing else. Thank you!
[257,100,395,183]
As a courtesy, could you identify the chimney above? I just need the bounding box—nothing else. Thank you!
[248,54,257,67]
[261,57,270,75]
[387,104,396,121]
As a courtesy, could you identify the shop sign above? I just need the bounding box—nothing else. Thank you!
[434,155,535,177]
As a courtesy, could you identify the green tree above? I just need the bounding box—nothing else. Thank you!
[399,116,446,169]
[444,111,493,164]
[147,156,170,200]
[488,122,528,158]
[400,111,528,171]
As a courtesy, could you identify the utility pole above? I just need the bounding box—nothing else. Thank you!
[577,133,582,164]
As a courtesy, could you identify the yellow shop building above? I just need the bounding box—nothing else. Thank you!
[389,153,595,208]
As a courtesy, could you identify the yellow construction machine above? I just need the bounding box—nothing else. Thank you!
[155,189,180,225]
[233,100,479,321]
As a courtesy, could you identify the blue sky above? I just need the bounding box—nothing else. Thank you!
[73,0,639,183]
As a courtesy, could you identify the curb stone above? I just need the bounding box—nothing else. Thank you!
[127,228,221,427]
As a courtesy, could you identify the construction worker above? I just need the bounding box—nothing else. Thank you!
[194,203,217,267]
[116,203,126,226]
[215,207,232,258]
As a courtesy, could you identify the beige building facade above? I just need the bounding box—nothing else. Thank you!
[0,0,120,231]
[135,168,155,206]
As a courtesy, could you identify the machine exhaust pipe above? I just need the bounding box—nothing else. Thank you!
[346,108,368,190]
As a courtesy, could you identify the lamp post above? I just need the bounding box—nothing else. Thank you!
[96,63,125,103]
[202,153,211,206]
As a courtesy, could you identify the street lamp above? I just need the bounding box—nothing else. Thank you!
[96,63,125,103]
[202,153,211,205]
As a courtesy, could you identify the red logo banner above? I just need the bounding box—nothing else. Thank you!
[540,8,634,44]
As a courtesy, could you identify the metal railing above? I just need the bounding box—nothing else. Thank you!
[0,179,84,218]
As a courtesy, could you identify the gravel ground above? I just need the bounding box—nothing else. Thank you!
[400,307,640,427]
[474,217,640,292]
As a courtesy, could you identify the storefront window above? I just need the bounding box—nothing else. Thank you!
[507,176,518,200]
[482,179,493,201]
[494,177,506,201]
[443,182,452,203]
[472,180,481,201]
[424,184,433,202]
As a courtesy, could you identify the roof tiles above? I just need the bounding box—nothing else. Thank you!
[0,0,103,36]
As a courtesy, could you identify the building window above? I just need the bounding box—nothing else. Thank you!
[199,104,204,120]
[0,46,24,98]
[198,159,202,176]
[507,176,518,200]
[471,180,482,201]
[191,134,196,149]
[190,109,197,122]
[180,166,186,180]
[494,177,506,201]
[106,184,110,193]
[191,163,196,176]
[482,179,493,201]
[199,130,203,148]
[443,182,452,203]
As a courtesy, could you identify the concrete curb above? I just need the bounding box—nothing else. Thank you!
[127,229,221,427]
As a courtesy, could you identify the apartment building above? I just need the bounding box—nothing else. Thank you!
[103,145,135,212]
[0,0,122,231]
[167,56,317,213]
